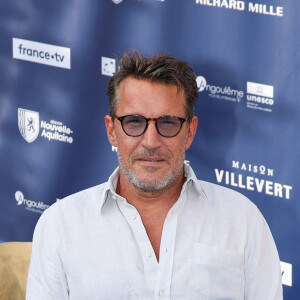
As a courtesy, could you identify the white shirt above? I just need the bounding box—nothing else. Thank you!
[26,165,283,300]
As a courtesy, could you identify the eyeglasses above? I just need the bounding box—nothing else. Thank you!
[113,114,188,138]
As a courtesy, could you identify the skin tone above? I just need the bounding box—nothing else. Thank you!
[105,77,198,261]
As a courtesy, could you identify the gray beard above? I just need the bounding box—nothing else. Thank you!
[117,150,186,193]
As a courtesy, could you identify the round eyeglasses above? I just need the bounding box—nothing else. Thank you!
[113,114,188,138]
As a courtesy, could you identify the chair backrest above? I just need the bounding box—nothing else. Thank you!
[0,242,32,300]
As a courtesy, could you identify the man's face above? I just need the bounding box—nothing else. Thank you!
[105,77,197,193]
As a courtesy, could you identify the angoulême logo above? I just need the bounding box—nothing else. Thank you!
[18,108,40,143]
[15,190,49,214]
[196,75,244,102]
[15,191,24,205]
[196,76,207,92]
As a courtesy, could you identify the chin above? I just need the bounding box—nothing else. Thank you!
[129,173,178,193]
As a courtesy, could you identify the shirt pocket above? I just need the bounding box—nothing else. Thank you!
[189,243,244,300]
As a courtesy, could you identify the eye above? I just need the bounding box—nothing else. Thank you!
[123,115,144,126]
[159,117,178,126]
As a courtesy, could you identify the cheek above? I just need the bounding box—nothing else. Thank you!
[169,136,187,153]
[162,143,181,160]
[116,136,140,156]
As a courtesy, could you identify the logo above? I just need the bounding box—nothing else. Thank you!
[18,108,74,144]
[280,261,292,287]
[195,1,284,17]
[13,38,71,69]
[15,191,24,205]
[196,75,244,102]
[196,76,207,92]
[112,0,123,3]
[247,81,274,98]
[215,160,292,200]
[15,191,49,214]
[18,108,40,143]
[246,81,274,112]
[102,57,116,76]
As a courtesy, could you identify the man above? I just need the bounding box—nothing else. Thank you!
[26,50,283,299]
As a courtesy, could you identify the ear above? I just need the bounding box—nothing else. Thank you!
[105,115,117,147]
[185,116,198,151]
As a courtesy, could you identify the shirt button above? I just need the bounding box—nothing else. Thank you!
[145,251,151,258]
[158,289,165,297]
[130,213,136,220]
[112,194,117,200]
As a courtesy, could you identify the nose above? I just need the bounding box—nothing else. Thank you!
[141,120,161,149]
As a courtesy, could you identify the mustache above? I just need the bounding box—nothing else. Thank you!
[132,148,171,160]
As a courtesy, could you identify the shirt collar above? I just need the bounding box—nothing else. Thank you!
[182,163,208,201]
[99,164,206,211]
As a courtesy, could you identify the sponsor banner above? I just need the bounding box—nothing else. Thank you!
[18,108,74,144]
[246,81,275,113]
[215,160,292,200]
[15,191,49,214]
[2,1,299,297]
[195,0,284,17]
[196,75,244,103]
[12,38,71,69]
[18,108,39,143]
[197,77,276,113]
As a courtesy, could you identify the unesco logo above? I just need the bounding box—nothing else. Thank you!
[112,0,123,4]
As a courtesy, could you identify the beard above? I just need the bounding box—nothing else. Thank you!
[117,143,186,193]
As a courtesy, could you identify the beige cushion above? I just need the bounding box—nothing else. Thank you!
[0,242,32,300]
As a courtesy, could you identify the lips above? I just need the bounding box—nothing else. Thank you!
[133,150,170,163]
[138,157,164,162]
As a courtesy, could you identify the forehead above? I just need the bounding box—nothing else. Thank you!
[116,77,186,117]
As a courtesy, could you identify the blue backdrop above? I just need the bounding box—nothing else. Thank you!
[0,0,298,298]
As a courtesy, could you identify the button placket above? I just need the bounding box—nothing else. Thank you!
[116,196,158,287]
[155,192,187,300]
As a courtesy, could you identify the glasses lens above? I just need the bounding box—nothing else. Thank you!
[157,116,182,137]
[122,115,146,136]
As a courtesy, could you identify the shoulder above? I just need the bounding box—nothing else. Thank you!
[36,182,108,229]
[57,182,107,210]
[197,179,260,219]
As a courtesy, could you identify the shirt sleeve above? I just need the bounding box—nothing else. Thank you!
[244,210,283,300]
[26,207,69,300]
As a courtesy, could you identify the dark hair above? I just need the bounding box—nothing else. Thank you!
[106,49,198,120]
